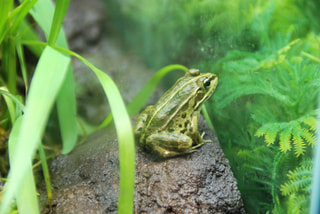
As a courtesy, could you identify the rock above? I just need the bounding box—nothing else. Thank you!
[63,0,106,53]
[40,117,245,213]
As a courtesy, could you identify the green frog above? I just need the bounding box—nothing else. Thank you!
[134,69,218,158]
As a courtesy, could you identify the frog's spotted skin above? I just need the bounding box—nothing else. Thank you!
[134,69,218,158]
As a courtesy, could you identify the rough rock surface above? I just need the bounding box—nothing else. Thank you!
[40,117,245,214]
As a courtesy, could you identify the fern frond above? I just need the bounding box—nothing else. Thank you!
[279,126,292,152]
[264,126,279,146]
[280,160,312,196]
[281,173,311,196]
[255,123,281,145]
[287,194,309,214]
[291,126,306,157]
[292,135,305,157]
[301,128,316,146]
[300,116,317,131]
[255,123,273,137]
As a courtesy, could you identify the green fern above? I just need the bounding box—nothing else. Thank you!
[255,112,317,157]
[280,159,312,196]
[287,194,309,214]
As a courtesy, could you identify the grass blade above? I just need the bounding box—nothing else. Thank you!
[98,64,188,129]
[126,64,188,116]
[0,46,70,214]
[38,143,53,207]
[57,68,78,154]
[48,0,70,46]
[54,46,135,213]
[27,0,77,153]
[8,117,39,214]
[0,0,12,44]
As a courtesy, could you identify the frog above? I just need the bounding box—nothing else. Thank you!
[134,68,218,158]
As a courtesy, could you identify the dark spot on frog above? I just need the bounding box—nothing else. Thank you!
[180,129,187,134]
[181,112,187,118]
[168,128,174,132]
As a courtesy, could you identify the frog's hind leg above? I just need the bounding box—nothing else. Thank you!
[152,146,183,158]
[146,132,193,158]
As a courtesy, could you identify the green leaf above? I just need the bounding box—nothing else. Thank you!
[53,46,136,214]
[98,64,188,129]
[48,0,70,46]
[0,46,70,214]
[0,0,13,44]
[28,0,77,154]
[279,126,292,152]
[301,128,315,146]
[57,69,78,154]
[0,87,24,124]
[8,117,39,214]
[301,116,317,131]
[292,130,305,157]
[126,64,188,116]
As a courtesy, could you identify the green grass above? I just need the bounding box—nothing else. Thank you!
[0,0,136,213]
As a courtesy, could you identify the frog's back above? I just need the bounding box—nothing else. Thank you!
[146,76,197,131]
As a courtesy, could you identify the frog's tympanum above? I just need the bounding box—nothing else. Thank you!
[134,69,218,158]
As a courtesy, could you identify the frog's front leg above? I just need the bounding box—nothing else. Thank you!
[190,112,211,146]
[134,113,148,137]
[134,106,153,137]
[146,132,194,158]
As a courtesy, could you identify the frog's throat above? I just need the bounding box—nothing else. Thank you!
[145,75,205,131]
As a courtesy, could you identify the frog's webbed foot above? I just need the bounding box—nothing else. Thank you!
[200,131,212,143]
[152,145,183,158]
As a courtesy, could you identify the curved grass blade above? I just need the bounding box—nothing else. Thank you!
[27,0,77,154]
[0,87,24,124]
[57,68,78,154]
[54,46,135,213]
[0,46,70,214]
[98,64,189,129]
[201,105,215,131]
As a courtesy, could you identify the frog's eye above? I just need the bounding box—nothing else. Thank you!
[203,78,211,87]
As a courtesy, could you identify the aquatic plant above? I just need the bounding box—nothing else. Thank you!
[209,2,320,212]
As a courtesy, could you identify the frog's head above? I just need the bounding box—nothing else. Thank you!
[188,69,218,110]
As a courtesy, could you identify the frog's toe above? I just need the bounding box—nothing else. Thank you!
[153,145,181,158]
[200,132,212,143]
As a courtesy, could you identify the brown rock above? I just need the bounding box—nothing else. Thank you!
[40,117,245,214]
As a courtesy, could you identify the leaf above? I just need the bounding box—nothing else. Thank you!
[280,162,312,196]
[53,46,136,214]
[292,134,305,157]
[301,128,315,147]
[279,126,292,152]
[8,117,39,214]
[28,0,77,154]
[0,0,13,44]
[265,125,280,145]
[301,116,317,131]
[0,46,70,214]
